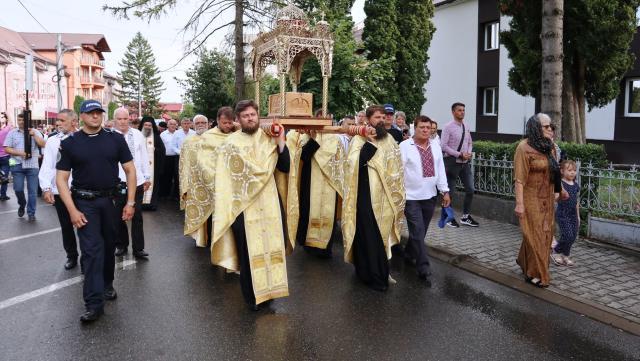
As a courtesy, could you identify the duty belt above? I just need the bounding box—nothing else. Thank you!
[71,187,116,200]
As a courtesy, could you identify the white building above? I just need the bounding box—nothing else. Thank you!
[423,0,640,164]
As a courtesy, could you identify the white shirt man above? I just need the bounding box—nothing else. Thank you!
[113,108,151,258]
[160,125,178,156]
[116,126,150,187]
[399,116,450,284]
[173,118,196,154]
[38,109,79,270]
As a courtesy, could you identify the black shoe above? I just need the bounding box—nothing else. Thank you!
[133,250,149,259]
[418,273,432,287]
[80,308,103,323]
[64,258,78,270]
[446,219,460,228]
[114,248,127,257]
[104,287,117,301]
[460,215,479,227]
[17,205,25,217]
[0,195,9,201]
[27,215,36,222]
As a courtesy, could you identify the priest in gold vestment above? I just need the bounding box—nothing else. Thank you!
[342,105,405,291]
[212,100,293,310]
[179,108,235,248]
[286,130,344,258]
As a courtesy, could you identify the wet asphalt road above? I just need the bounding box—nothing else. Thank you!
[1,198,639,361]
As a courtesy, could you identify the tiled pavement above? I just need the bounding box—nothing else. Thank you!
[417,215,640,323]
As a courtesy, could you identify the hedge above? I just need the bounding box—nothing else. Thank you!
[473,140,608,167]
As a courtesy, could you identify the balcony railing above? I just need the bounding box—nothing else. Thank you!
[80,58,105,68]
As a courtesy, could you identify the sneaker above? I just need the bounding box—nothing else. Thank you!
[446,219,460,228]
[551,252,565,266]
[27,215,36,222]
[563,256,575,267]
[460,215,479,227]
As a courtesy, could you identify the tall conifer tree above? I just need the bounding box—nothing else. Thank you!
[395,0,435,120]
[362,0,401,105]
[117,32,164,118]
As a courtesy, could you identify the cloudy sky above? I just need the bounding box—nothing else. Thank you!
[2,0,366,102]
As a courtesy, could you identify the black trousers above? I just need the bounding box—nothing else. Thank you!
[53,195,78,260]
[74,196,117,311]
[404,197,437,277]
[114,184,145,251]
[160,155,179,198]
[231,213,256,306]
[444,159,474,215]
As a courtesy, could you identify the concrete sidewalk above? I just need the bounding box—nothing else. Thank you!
[415,215,640,330]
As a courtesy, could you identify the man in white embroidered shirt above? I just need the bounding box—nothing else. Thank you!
[399,115,450,285]
[113,108,151,258]
[38,109,79,270]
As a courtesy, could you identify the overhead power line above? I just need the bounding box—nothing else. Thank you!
[16,0,50,33]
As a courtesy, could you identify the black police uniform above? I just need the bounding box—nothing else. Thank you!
[56,128,132,313]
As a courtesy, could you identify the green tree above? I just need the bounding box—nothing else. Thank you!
[395,0,435,121]
[500,0,640,143]
[177,50,234,118]
[179,103,196,119]
[107,101,118,120]
[295,0,394,118]
[104,0,280,102]
[116,32,165,118]
[73,95,85,115]
[362,0,400,105]
[245,74,280,116]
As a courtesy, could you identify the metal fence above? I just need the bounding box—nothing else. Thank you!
[458,155,640,220]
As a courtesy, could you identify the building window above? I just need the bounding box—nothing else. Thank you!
[625,78,640,116]
[483,87,498,116]
[484,21,499,51]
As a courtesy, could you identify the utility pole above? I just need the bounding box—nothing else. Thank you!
[55,34,64,111]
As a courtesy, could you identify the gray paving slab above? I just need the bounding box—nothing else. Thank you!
[419,214,640,324]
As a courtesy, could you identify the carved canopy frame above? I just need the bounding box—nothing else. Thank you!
[249,5,334,116]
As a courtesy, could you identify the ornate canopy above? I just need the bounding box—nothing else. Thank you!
[249,4,334,116]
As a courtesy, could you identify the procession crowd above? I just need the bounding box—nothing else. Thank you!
[0,100,580,322]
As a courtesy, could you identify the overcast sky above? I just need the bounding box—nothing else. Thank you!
[2,0,366,103]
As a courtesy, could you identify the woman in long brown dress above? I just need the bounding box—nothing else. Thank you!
[514,113,560,287]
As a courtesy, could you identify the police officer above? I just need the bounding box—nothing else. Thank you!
[56,100,137,323]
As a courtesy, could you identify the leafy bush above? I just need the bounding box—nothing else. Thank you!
[473,140,608,166]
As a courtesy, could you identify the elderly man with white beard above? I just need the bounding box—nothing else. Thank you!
[138,117,166,211]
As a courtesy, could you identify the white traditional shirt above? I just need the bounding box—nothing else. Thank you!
[400,137,449,201]
[160,129,179,156]
[38,132,73,195]
[115,127,150,187]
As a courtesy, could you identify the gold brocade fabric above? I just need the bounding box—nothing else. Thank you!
[212,130,294,304]
[287,131,345,249]
[342,135,405,263]
[179,128,232,247]
[142,134,155,205]
[514,140,555,286]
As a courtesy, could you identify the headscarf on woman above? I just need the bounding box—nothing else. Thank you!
[525,113,560,190]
